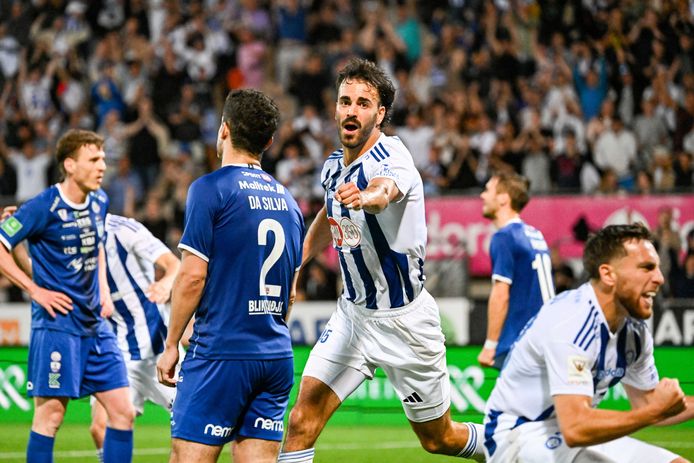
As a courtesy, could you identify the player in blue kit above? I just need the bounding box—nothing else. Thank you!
[278,58,484,463]
[156,89,304,463]
[484,224,694,462]
[0,129,134,463]
[477,173,555,370]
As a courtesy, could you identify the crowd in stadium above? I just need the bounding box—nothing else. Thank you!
[0,0,692,301]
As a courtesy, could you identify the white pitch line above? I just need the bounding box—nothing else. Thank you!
[0,440,692,460]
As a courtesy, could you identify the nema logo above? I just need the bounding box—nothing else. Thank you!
[204,424,233,437]
[254,417,284,432]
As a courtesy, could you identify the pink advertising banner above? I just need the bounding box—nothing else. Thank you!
[425,194,694,276]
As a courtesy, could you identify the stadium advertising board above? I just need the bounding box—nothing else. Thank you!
[425,194,694,276]
[1,346,692,425]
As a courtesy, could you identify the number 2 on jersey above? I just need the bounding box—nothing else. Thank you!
[531,253,555,303]
[258,218,285,297]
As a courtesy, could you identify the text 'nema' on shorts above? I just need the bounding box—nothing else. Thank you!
[27,328,129,398]
[171,356,293,446]
[302,288,451,423]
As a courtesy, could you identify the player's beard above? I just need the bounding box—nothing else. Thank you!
[339,113,378,150]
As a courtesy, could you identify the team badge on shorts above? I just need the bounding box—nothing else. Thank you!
[49,351,62,388]
[545,433,562,450]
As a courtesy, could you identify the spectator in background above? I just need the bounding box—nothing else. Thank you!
[593,116,637,189]
[671,251,694,299]
[634,98,670,168]
[275,0,307,90]
[573,43,608,121]
[396,106,435,171]
[674,151,694,189]
[551,129,583,192]
[653,206,683,298]
[5,139,52,203]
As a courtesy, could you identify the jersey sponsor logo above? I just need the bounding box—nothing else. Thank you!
[567,355,591,384]
[204,423,233,438]
[0,217,23,237]
[254,417,283,432]
[375,163,399,181]
[239,179,277,193]
[248,299,284,315]
[68,257,83,272]
[328,217,361,248]
[596,367,625,381]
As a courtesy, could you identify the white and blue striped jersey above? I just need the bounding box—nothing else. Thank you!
[322,133,427,309]
[484,283,659,457]
[104,214,171,361]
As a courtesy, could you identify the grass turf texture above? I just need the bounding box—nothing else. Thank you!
[0,423,692,462]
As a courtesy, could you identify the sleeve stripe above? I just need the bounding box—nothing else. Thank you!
[491,274,512,285]
[0,235,12,251]
[178,243,209,262]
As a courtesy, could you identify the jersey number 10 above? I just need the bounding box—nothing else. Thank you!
[258,219,286,297]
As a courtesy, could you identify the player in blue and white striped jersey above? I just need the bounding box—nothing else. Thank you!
[484,224,694,462]
[89,213,180,462]
[279,58,484,463]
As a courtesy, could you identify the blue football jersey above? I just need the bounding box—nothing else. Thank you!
[179,165,304,360]
[490,219,554,358]
[0,185,109,336]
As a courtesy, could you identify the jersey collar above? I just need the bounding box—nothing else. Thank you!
[56,183,90,210]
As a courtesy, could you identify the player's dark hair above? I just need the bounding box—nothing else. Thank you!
[222,89,280,158]
[494,172,530,212]
[336,58,396,126]
[55,129,105,178]
[583,223,653,280]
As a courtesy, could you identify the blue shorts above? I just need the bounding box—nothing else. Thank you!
[27,328,129,398]
[171,356,293,445]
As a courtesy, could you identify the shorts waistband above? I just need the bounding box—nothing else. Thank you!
[341,289,431,319]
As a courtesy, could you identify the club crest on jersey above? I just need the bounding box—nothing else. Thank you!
[57,209,69,221]
[328,216,361,248]
[91,201,101,213]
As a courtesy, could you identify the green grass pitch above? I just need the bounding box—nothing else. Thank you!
[0,423,692,462]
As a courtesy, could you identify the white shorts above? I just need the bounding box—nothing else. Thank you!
[91,355,176,415]
[486,418,679,463]
[302,289,450,423]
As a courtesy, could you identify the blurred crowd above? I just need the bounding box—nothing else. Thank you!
[0,0,693,302]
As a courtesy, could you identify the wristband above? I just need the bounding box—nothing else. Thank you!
[483,339,498,350]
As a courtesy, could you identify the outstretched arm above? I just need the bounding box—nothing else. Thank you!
[334,178,402,215]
